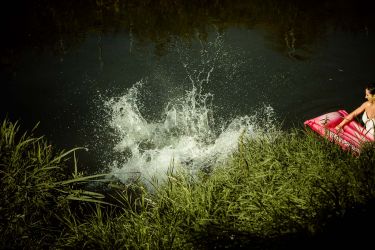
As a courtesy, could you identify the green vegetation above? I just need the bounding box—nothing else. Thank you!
[1,118,375,249]
[0,119,108,248]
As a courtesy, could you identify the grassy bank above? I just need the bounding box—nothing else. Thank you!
[1,119,374,249]
[0,119,108,248]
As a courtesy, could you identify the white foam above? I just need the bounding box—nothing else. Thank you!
[101,36,278,186]
[104,82,276,186]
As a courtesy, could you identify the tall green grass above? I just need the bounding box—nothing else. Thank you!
[0,119,108,248]
[1,119,375,249]
[57,129,375,249]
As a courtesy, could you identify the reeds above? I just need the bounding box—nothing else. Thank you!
[0,119,108,248]
[1,119,375,249]
[58,128,375,249]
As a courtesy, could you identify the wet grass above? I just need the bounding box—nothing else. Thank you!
[1,119,375,249]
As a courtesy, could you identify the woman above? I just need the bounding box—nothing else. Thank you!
[335,83,375,136]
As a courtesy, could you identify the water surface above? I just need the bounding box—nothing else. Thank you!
[1,0,374,178]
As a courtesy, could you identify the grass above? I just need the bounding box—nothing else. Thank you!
[0,119,108,248]
[1,118,375,249]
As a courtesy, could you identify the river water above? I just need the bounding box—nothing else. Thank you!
[1,0,374,182]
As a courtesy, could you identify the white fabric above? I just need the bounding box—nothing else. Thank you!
[362,111,375,136]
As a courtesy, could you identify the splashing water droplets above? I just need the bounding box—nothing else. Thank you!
[101,36,277,186]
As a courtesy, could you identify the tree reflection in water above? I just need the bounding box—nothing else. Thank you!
[0,0,373,67]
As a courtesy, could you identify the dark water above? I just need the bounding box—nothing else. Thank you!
[1,0,375,172]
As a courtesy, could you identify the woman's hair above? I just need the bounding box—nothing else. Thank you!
[366,83,375,95]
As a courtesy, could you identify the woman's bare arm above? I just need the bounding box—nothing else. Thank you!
[335,102,368,130]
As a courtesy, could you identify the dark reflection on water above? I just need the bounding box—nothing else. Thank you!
[1,0,374,65]
[0,0,375,172]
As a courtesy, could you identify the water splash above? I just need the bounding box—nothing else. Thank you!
[101,35,278,186]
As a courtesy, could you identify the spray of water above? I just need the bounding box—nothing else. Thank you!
[101,35,278,186]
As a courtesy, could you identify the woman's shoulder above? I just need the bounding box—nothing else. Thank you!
[353,101,370,115]
[361,101,375,113]
[361,101,372,108]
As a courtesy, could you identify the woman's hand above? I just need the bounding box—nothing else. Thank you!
[335,125,343,133]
